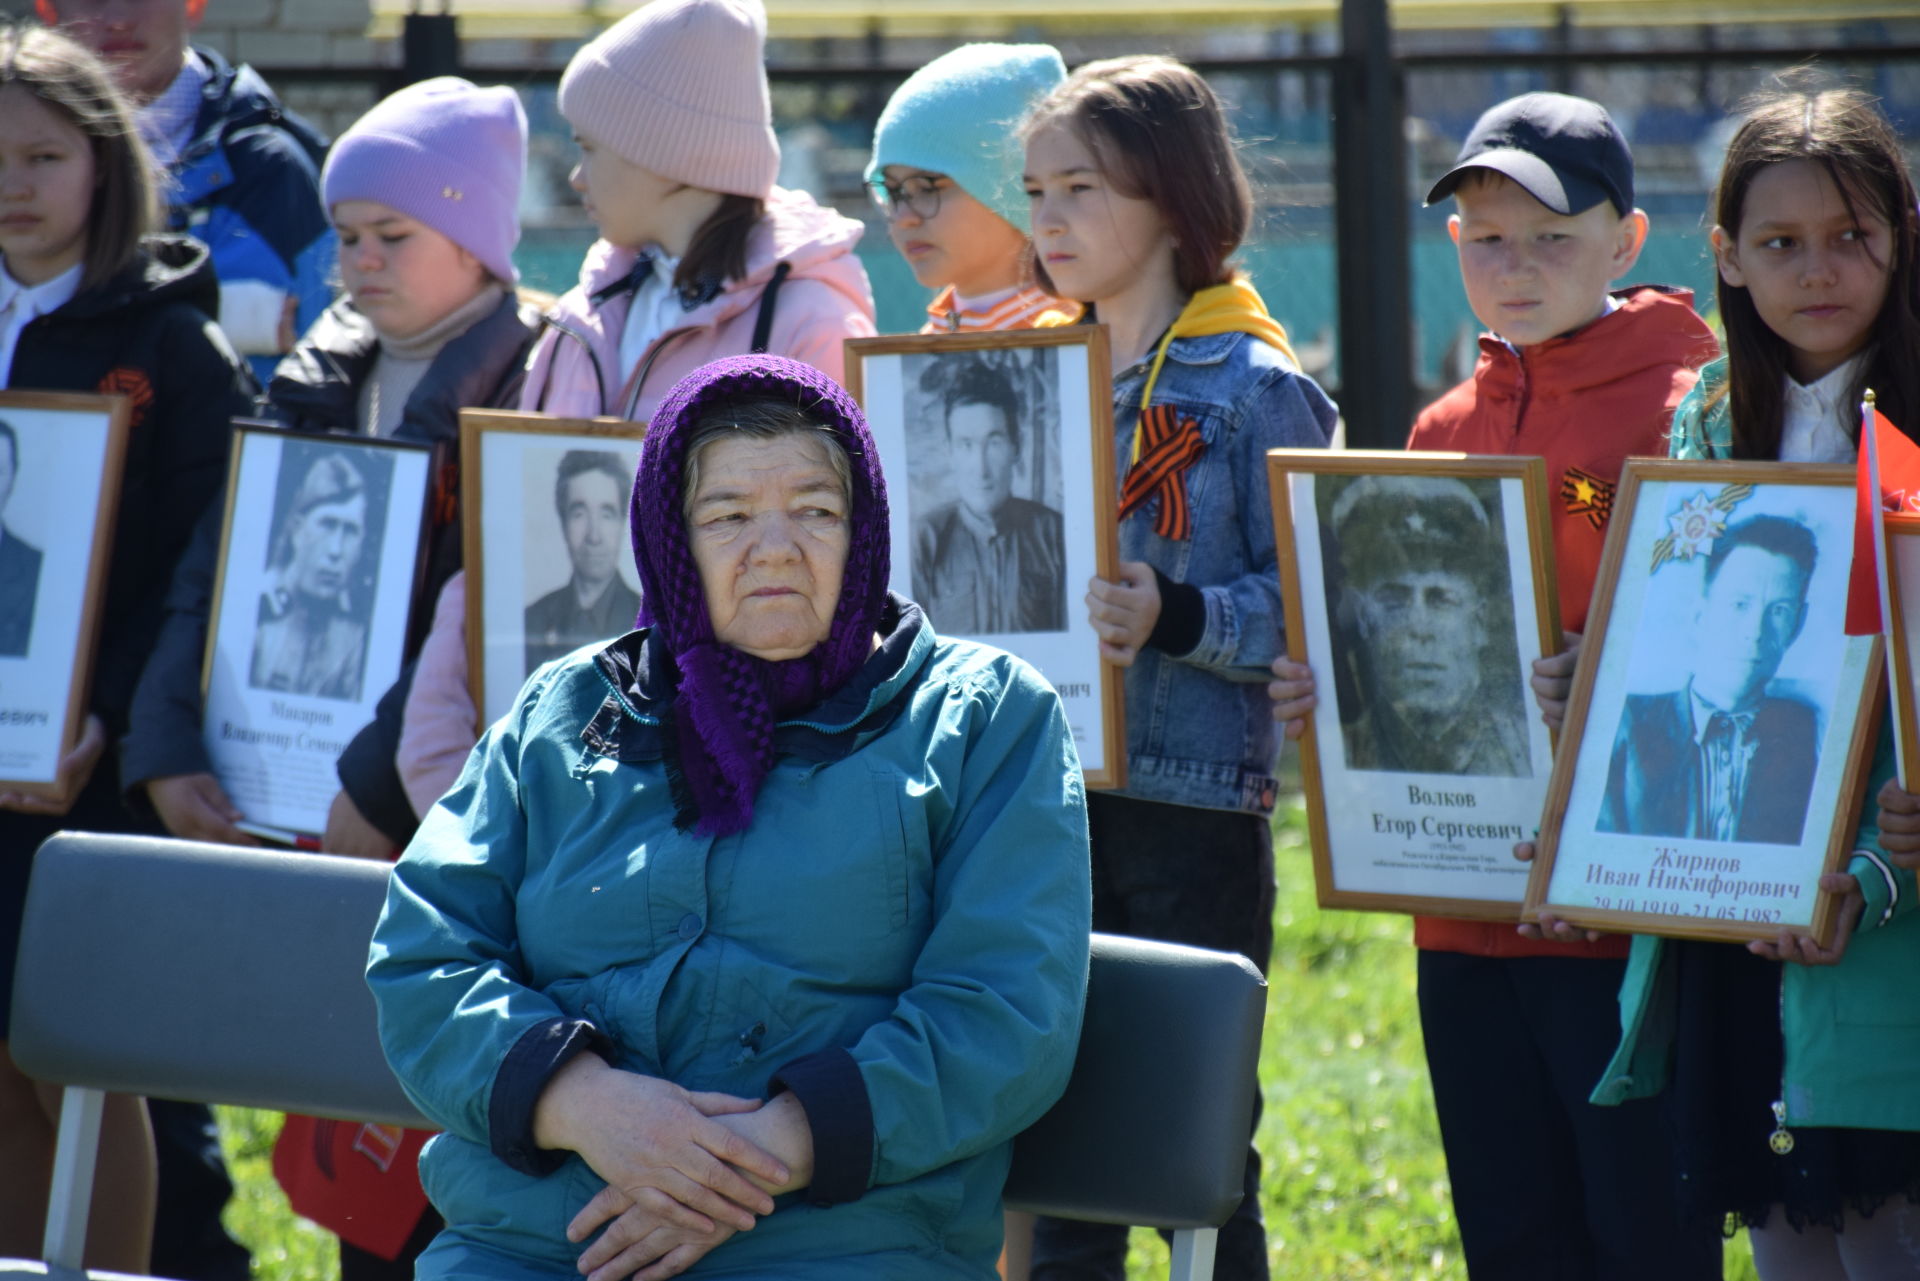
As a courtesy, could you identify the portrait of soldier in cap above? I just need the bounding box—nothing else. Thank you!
[1319,474,1531,778]
[249,446,379,701]
[1598,514,1821,844]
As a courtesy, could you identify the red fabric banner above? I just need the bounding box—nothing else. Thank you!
[1847,403,1920,635]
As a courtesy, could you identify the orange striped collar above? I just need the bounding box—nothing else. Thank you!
[922,284,1080,333]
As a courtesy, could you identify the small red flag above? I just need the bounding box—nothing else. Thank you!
[1846,398,1920,635]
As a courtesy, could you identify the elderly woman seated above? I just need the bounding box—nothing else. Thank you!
[368,354,1092,1281]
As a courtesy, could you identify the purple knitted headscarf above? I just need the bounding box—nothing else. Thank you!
[631,354,891,836]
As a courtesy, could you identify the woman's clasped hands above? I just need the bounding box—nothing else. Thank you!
[533,1054,814,1281]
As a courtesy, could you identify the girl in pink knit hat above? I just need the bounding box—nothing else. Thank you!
[392,0,880,843]
[518,0,877,424]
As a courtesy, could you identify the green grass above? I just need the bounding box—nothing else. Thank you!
[212,793,1758,1279]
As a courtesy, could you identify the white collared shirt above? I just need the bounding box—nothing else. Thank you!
[137,50,209,173]
[1687,682,1761,842]
[0,258,84,388]
[1779,354,1867,464]
[616,249,686,388]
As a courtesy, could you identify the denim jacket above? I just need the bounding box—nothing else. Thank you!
[1113,330,1337,813]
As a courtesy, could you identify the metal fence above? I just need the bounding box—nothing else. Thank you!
[264,13,1920,443]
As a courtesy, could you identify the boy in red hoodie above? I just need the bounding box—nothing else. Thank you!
[1273,94,1721,1276]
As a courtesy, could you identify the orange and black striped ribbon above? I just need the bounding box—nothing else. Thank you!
[1117,404,1207,541]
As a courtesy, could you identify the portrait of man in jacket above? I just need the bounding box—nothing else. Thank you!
[523,449,642,673]
[910,354,1065,634]
[1598,513,1821,845]
[0,420,42,659]
[1324,473,1530,778]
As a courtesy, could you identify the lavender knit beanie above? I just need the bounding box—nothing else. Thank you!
[322,77,527,286]
[632,354,890,835]
[559,0,779,200]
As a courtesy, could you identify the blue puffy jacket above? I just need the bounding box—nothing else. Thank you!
[165,47,335,382]
[368,600,1092,1278]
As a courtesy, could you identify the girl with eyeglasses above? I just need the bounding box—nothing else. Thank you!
[868,43,1077,333]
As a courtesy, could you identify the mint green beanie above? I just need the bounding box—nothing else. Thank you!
[867,42,1067,229]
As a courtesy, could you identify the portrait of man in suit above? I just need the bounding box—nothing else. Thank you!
[524,450,642,673]
[1325,474,1530,778]
[0,419,44,659]
[1598,514,1820,845]
[911,356,1065,635]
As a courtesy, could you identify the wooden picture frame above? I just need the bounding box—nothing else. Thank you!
[1880,512,1920,790]
[461,411,646,728]
[1526,460,1883,946]
[843,328,1126,790]
[0,392,131,800]
[202,426,435,841]
[1268,449,1561,920]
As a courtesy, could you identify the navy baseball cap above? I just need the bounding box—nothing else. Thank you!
[1424,92,1634,216]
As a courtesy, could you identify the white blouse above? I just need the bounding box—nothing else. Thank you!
[616,249,686,391]
[0,259,83,389]
[1778,354,1867,464]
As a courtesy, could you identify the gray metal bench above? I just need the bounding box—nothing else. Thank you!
[7,831,1266,1281]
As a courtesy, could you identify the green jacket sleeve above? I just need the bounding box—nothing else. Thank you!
[366,669,565,1147]
[1846,713,1914,934]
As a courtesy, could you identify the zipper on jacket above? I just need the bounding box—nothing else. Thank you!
[1768,966,1794,1153]
[619,327,698,421]
[537,314,611,415]
[1511,348,1532,438]
[594,663,660,727]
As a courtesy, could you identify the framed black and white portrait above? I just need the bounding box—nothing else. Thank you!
[1528,461,1883,946]
[460,411,645,726]
[202,427,433,839]
[845,328,1125,789]
[0,392,130,799]
[1270,450,1560,919]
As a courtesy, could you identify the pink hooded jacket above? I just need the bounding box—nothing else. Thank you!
[399,194,876,815]
[398,571,477,820]
[518,186,877,422]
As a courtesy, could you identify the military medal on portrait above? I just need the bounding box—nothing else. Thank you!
[1528,460,1883,946]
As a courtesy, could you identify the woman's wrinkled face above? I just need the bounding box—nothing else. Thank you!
[685,432,850,661]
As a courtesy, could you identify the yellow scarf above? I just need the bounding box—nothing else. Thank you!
[1132,277,1295,461]
[1042,276,1296,462]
